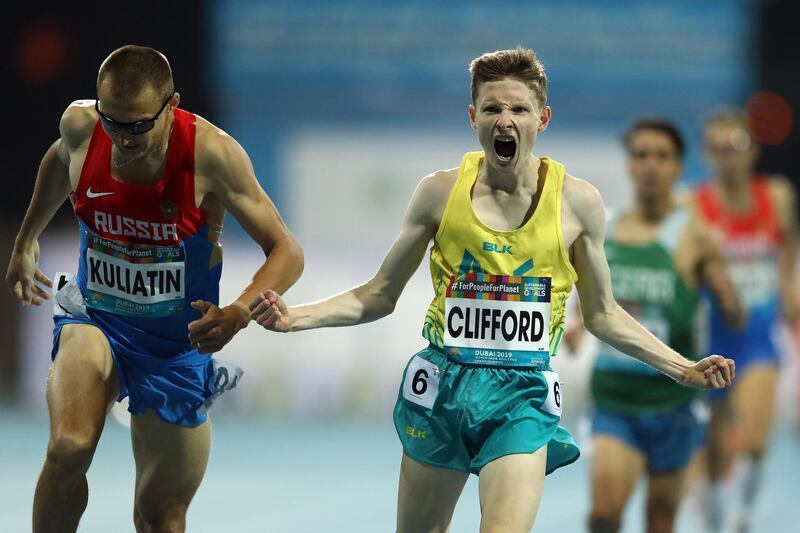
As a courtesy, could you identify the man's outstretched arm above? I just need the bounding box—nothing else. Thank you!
[565,176,734,389]
[249,170,453,332]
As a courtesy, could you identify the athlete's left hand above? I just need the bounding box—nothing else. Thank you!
[188,300,249,354]
[681,355,735,390]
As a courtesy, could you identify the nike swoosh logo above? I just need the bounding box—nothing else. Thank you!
[86,187,115,199]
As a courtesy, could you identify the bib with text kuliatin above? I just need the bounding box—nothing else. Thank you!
[443,273,551,367]
[84,232,186,317]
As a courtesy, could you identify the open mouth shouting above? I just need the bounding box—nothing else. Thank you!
[494,136,517,163]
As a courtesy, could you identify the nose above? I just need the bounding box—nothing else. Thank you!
[643,155,661,170]
[496,111,514,131]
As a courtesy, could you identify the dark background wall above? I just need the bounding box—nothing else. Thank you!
[1,1,210,400]
[758,0,800,183]
[4,2,212,221]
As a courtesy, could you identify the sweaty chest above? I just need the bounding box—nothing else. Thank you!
[470,189,536,232]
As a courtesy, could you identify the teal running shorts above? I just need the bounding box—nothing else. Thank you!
[393,345,579,475]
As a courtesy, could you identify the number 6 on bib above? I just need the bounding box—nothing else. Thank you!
[402,355,440,409]
[541,370,562,417]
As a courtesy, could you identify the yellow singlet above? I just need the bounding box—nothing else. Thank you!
[422,151,577,365]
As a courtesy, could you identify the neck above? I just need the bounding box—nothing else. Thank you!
[634,193,672,223]
[716,170,753,208]
[483,154,541,193]
[112,114,174,172]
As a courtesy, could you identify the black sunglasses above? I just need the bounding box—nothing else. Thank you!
[95,92,175,135]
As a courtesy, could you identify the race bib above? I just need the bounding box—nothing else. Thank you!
[541,370,562,417]
[443,273,551,367]
[84,232,186,317]
[402,355,440,409]
[728,257,778,309]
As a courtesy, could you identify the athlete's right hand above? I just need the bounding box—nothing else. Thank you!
[681,354,735,390]
[5,241,52,306]
[249,289,294,332]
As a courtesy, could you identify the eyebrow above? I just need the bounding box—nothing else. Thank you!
[480,100,532,107]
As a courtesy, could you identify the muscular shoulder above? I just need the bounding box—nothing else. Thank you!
[60,100,98,151]
[562,173,605,238]
[409,168,458,227]
[767,175,796,209]
[417,168,458,206]
[767,175,797,229]
[193,115,251,178]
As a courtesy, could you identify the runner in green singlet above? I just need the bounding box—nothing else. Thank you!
[569,119,744,533]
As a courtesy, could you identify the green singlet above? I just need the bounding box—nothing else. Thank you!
[592,208,699,414]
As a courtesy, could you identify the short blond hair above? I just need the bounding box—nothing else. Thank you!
[469,47,547,108]
[703,107,748,131]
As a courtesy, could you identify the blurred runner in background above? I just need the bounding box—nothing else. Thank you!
[696,108,799,533]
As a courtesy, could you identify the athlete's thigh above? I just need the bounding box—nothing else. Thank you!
[397,453,469,533]
[47,324,119,439]
[477,447,547,533]
[590,435,645,518]
[646,468,688,523]
[731,364,778,449]
[131,409,211,520]
[705,399,735,478]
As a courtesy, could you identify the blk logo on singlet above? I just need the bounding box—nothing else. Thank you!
[483,241,512,255]
[94,211,179,241]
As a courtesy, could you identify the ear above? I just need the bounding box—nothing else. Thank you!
[171,91,181,110]
[538,106,552,132]
[468,104,477,130]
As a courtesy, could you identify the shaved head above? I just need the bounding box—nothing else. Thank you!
[97,45,174,104]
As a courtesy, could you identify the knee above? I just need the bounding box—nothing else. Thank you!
[134,502,187,533]
[479,523,529,533]
[397,521,449,533]
[746,437,769,459]
[588,514,621,533]
[589,499,623,533]
[45,433,98,476]
[646,505,677,533]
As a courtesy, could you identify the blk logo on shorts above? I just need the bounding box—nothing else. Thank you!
[406,426,427,439]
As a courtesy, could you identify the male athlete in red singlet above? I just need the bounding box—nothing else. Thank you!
[696,108,799,533]
[5,45,304,532]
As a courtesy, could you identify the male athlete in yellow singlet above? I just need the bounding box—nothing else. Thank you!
[249,48,735,532]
